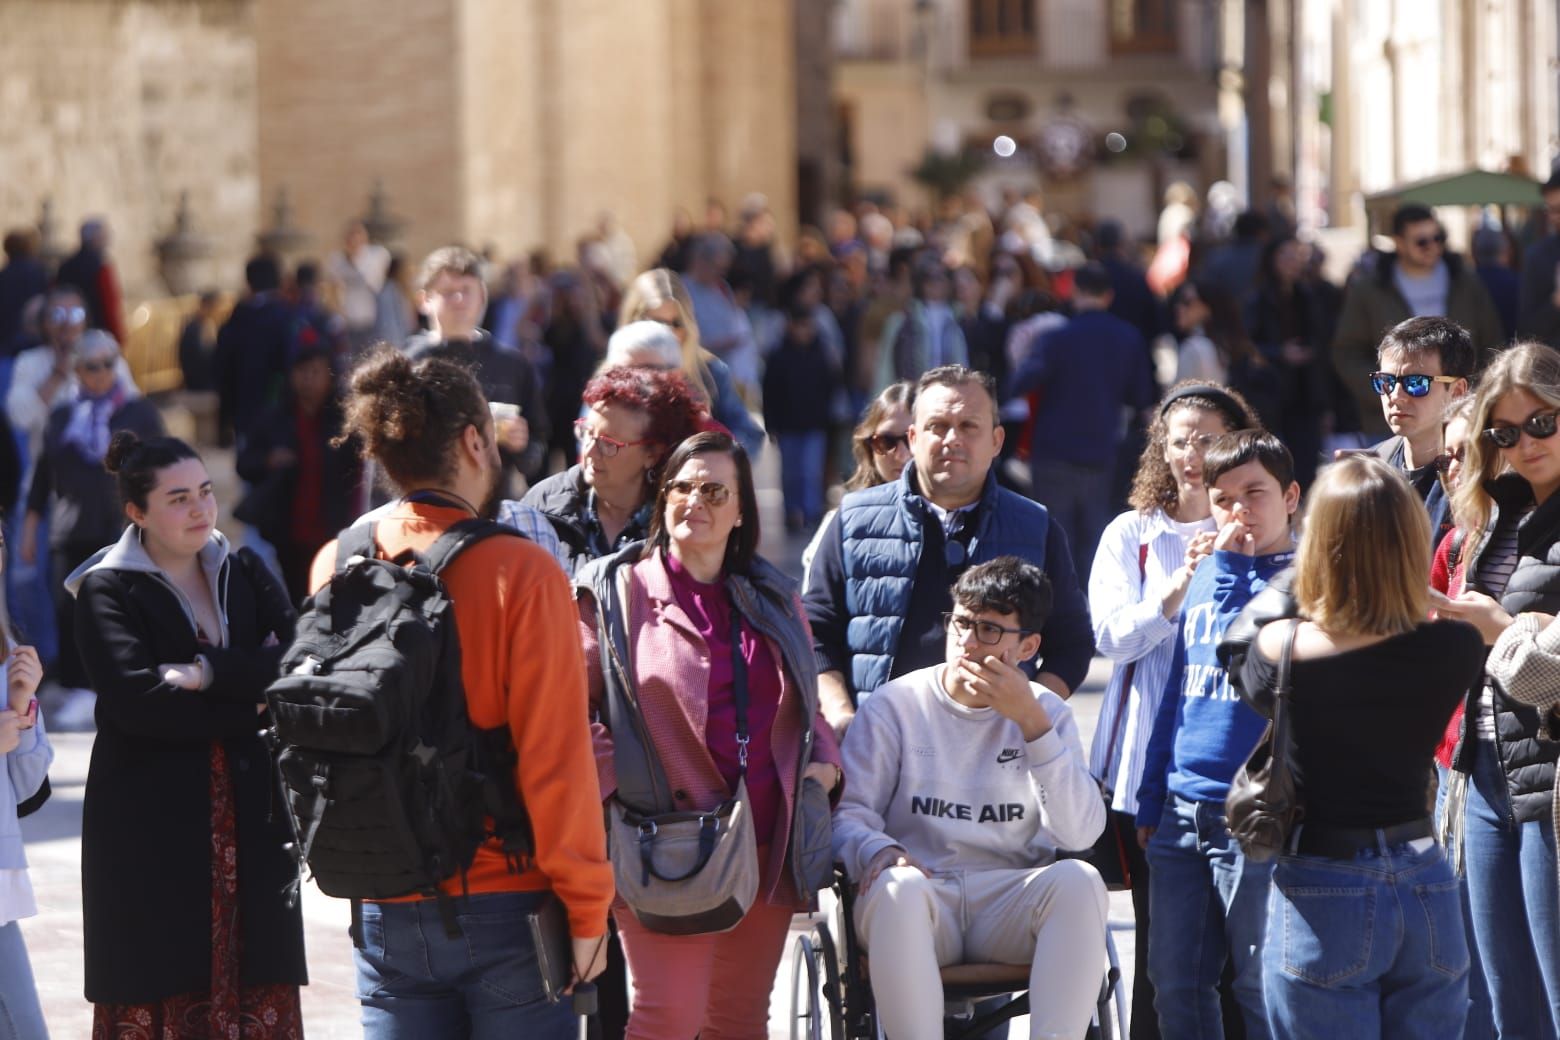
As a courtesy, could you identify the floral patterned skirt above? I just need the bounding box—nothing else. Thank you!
[91,742,304,1040]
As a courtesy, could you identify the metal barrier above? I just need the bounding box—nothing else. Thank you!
[121,293,235,395]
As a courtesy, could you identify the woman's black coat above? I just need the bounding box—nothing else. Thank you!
[74,546,307,1004]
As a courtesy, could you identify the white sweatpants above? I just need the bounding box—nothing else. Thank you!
[854,860,1109,1040]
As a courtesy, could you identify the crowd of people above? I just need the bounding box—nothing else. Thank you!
[0,169,1554,1039]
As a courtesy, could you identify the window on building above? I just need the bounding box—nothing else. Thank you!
[1109,0,1177,55]
[969,0,1037,59]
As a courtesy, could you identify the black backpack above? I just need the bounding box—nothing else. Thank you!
[266,518,533,924]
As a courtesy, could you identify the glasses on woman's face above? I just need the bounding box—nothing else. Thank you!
[1484,412,1560,450]
[942,611,1027,646]
[574,417,649,459]
[665,479,732,507]
[1168,433,1219,456]
[77,359,115,374]
[867,432,909,456]
[1433,446,1465,473]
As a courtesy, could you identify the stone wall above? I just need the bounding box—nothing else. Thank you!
[0,0,259,300]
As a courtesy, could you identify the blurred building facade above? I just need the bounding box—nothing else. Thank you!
[0,0,805,300]
[831,0,1243,238]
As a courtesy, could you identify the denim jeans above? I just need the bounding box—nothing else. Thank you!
[355,891,577,1040]
[0,922,47,1040]
[1461,739,1560,1039]
[1146,794,1273,1039]
[777,431,827,525]
[1435,764,1496,1039]
[1263,838,1468,1040]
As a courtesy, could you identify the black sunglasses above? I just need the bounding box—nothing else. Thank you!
[1484,412,1560,450]
[1432,446,1464,473]
[1370,372,1460,398]
[867,433,909,455]
[1409,232,1448,249]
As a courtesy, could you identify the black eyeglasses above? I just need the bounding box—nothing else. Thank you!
[1409,232,1448,249]
[867,433,909,455]
[77,359,115,373]
[1484,413,1560,450]
[1433,446,1465,473]
[1370,372,1460,398]
[665,479,732,506]
[943,612,1028,645]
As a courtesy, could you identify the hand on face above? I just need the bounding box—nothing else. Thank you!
[952,652,1051,736]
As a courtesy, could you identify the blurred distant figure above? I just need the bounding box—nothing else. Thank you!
[406,246,548,480]
[235,346,363,601]
[596,212,637,290]
[55,219,124,345]
[374,252,417,346]
[290,260,350,367]
[875,255,968,390]
[1471,227,1519,341]
[1518,171,1560,347]
[1150,183,1198,296]
[22,330,162,696]
[657,208,697,273]
[1200,210,1270,302]
[1093,219,1162,346]
[764,303,840,532]
[684,234,761,400]
[8,287,137,465]
[543,270,606,463]
[0,230,47,355]
[178,290,222,394]
[214,255,293,448]
[326,220,390,357]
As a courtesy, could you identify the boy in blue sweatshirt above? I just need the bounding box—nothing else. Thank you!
[1134,430,1300,1040]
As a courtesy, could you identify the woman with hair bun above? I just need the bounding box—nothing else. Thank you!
[66,431,306,1039]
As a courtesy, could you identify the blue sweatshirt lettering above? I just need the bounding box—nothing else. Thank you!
[1134,548,1293,829]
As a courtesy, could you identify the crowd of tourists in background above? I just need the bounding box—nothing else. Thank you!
[0,168,1553,1039]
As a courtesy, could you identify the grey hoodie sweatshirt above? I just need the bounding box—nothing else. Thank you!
[833,663,1104,881]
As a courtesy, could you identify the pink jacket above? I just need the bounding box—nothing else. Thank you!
[579,550,842,906]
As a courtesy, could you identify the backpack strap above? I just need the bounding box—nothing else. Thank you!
[334,523,380,572]
[420,518,516,576]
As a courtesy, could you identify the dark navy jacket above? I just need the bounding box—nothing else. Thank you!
[803,465,1094,701]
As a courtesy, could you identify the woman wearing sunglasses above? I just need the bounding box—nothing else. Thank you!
[18,331,161,707]
[523,365,706,578]
[1435,340,1560,1037]
[576,430,842,1040]
[800,381,913,582]
[1086,379,1259,1038]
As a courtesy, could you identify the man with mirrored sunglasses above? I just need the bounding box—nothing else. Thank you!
[1360,316,1475,549]
[1335,204,1504,437]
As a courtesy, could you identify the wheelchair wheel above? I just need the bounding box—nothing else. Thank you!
[791,925,844,1040]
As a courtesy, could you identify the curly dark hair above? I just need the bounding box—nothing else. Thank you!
[581,365,708,474]
[336,346,489,492]
[1128,380,1262,515]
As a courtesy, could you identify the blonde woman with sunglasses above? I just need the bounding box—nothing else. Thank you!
[1434,340,1560,1037]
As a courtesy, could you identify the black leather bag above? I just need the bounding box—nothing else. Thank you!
[1225,619,1303,862]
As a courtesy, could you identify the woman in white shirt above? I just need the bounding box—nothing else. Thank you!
[1087,380,1259,1039]
[0,527,52,1040]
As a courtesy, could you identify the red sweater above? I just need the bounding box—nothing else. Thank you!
[1431,527,1469,769]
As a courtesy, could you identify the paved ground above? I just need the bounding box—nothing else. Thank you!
[18,441,1137,1038]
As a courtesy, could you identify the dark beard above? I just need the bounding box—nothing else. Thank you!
[477,458,505,520]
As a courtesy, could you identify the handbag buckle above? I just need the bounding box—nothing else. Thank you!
[637,820,658,838]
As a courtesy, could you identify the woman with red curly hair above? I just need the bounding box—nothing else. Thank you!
[521,364,707,578]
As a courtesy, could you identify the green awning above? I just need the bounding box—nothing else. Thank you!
[1366,169,1545,208]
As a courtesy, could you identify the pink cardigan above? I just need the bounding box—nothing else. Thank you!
[579,551,842,906]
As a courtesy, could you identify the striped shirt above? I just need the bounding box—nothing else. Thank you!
[1087,508,1216,814]
[1472,510,1524,740]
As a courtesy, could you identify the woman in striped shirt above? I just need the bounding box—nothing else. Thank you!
[1087,380,1259,1039]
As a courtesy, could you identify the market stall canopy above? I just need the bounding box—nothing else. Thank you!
[1366,169,1544,209]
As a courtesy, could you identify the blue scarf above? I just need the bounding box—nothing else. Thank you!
[60,382,126,463]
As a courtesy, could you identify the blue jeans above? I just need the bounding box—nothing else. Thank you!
[0,922,47,1040]
[1462,739,1560,1039]
[1263,838,1468,1039]
[1147,794,1273,1039]
[1436,764,1496,1039]
[777,431,827,525]
[355,891,576,1040]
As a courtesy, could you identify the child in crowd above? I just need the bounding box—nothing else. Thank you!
[763,303,840,532]
[1134,430,1301,1040]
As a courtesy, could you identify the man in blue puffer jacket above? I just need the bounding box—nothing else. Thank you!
[804,365,1095,735]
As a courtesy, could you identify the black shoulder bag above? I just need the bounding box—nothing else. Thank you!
[1225,618,1303,862]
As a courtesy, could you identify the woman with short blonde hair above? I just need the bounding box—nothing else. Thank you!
[1242,454,1484,1037]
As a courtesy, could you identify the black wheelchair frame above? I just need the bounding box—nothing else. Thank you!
[790,866,1127,1040]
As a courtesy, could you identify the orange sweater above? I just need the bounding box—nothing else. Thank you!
[310,501,613,939]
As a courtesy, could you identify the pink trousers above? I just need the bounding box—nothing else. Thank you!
[614,896,796,1040]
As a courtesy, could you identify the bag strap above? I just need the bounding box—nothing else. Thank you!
[597,558,677,813]
[731,604,750,777]
[421,517,514,576]
[1099,541,1151,792]
[1269,618,1302,787]
[334,522,379,571]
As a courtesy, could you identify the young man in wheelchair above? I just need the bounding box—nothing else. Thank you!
[833,555,1109,1040]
